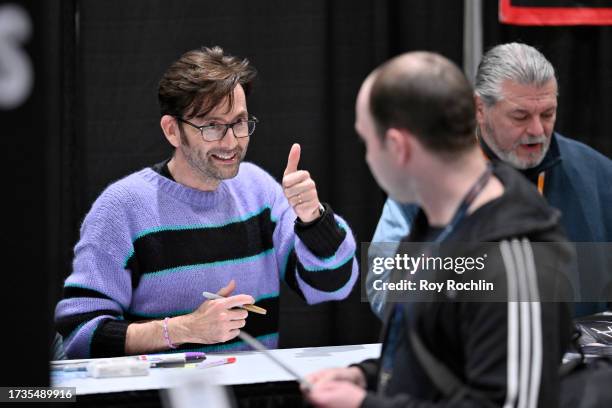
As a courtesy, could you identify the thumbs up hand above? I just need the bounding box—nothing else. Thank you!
[282,143,323,223]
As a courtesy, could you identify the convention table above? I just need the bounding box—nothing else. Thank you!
[52,343,381,407]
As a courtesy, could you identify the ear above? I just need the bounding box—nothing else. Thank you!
[474,94,485,127]
[160,115,181,148]
[385,128,411,166]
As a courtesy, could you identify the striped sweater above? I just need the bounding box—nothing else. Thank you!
[55,162,358,358]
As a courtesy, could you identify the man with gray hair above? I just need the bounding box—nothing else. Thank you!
[475,42,558,170]
[368,42,612,318]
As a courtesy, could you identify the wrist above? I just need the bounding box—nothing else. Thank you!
[296,202,325,225]
[165,316,191,346]
[162,317,178,349]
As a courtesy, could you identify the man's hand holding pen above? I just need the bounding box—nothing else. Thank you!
[167,279,253,344]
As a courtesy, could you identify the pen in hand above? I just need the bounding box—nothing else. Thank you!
[202,291,267,315]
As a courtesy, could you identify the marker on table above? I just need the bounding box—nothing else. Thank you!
[197,357,236,369]
[136,352,206,365]
[52,352,207,372]
[202,292,267,315]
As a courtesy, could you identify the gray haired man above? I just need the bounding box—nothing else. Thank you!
[368,42,612,318]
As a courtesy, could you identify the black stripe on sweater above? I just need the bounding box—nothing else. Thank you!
[295,257,354,293]
[56,309,121,338]
[90,319,130,358]
[283,251,306,300]
[63,286,114,301]
[126,208,275,288]
[294,203,347,258]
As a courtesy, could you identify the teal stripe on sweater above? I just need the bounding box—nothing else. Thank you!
[300,251,355,272]
[64,282,88,289]
[163,333,279,354]
[64,321,87,346]
[128,292,278,319]
[87,321,98,359]
[132,205,272,241]
[124,248,134,269]
[127,309,194,319]
[255,292,279,302]
[141,248,275,279]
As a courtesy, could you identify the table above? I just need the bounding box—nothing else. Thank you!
[52,343,381,407]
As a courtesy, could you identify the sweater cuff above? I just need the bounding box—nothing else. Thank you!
[90,319,130,357]
[294,203,346,258]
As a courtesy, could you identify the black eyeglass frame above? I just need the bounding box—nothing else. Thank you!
[175,115,259,141]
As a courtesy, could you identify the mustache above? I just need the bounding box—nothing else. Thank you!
[512,135,547,148]
[208,148,242,156]
[519,135,547,145]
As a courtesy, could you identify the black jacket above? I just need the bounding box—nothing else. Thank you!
[359,163,573,408]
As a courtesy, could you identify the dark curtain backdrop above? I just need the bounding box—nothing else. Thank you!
[0,0,66,387]
[33,0,611,363]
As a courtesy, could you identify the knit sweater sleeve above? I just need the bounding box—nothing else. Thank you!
[54,185,135,359]
[267,170,358,303]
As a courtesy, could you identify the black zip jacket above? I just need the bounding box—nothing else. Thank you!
[359,163,573,408]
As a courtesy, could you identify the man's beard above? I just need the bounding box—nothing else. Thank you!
[482,120,550,170]
[180,129,246,183]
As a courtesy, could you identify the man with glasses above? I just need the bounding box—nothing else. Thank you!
[55,46,358,358]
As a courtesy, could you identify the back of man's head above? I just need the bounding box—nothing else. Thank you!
[158,46,257,119]
[475,43,556,107]
[369,52,476,155]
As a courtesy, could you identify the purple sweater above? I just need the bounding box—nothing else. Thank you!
[55,162,358,358]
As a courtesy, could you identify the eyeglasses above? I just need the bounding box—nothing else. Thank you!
[175,116,258,142]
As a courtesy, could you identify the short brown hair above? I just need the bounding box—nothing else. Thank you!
[158,46,257,118]
[370,52,476,154]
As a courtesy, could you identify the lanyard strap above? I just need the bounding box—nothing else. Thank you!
[433,163,493,243]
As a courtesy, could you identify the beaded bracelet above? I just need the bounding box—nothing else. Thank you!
[162,317,177,349]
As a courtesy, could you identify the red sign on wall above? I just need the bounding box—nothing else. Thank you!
[500,0,612,25]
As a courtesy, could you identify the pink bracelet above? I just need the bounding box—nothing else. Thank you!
[162,317,177,349]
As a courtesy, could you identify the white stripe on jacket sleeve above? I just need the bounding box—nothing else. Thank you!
[500,238,543,408]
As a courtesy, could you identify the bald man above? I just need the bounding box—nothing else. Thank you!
[305,52,572,408]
